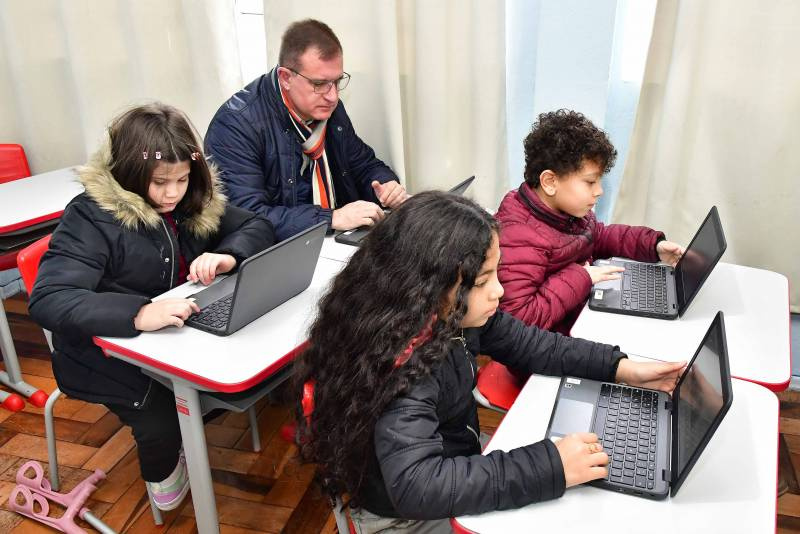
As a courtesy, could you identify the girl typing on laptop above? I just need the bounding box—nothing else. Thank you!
[293,191,685,533]
[28,103,274,511]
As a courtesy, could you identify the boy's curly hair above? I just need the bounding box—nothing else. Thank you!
[523,109,617,188]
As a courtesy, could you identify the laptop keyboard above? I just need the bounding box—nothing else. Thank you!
[595,384,660,490]
[191,295,233,330]
[621,263,669,313]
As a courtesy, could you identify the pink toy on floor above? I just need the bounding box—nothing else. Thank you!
[8,460,116,534]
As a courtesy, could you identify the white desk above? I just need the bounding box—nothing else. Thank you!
[453,374,778,534]
[95,257,345,534]
[0,167,83,404]
[320,235,356,263]
[572,262,790,391]
[0,167,82,234]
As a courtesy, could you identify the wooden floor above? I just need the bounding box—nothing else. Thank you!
[0,294,504,533]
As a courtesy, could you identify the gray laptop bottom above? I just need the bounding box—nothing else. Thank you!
[185,222,327,336]
[545,311,732,500]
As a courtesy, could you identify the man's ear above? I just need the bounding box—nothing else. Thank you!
[539,170,558,196]
[277,67,292,90]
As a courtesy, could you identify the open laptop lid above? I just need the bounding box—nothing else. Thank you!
[449,175,475,196]
[669,310,733,496]
[674,206,727,316]
[227,221,327,333]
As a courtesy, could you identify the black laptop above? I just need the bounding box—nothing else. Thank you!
[545,311,732,499]
[185,222,326,336]
[588,206,726,319]
[334,176,476,247]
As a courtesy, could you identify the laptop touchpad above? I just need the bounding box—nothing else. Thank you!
[549,399,595,438]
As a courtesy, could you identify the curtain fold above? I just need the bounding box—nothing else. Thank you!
[613,0,800,310]
[0,0,243,173]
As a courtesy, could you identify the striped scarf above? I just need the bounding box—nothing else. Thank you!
[273,70,336,209]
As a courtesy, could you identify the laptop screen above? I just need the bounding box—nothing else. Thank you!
[670,311,732,495]
[675,207,727,314]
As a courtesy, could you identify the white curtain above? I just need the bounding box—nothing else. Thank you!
[613,0,800,310]
[0,0,243,174]
[263,0,508,210]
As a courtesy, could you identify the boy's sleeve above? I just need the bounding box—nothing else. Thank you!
[593,219,664,262]
[498,223,593,330]
[478,311,625,381]
[375,375,566,519]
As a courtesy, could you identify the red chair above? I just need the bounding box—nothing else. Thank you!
[473,361,525,412]
[0,144,33,272]
[0,144,31,184]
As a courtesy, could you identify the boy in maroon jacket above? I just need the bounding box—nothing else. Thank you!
[496,110,683,334]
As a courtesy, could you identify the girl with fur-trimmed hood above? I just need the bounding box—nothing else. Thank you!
[28,103,275,511]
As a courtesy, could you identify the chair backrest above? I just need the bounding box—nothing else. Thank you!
[17,235,51,294]
[0,144,32,184]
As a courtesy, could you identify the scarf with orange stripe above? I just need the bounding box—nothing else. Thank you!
[274,70,336,209]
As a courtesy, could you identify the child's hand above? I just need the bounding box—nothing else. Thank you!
[656,240,684,266]
[371,180,409,209]
[615,359,687,393]
[188,253,237,285]
[583,262,624,284]
[554,432,609,488]
[134,298,200,331]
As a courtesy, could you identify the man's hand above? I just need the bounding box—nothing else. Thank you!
[615,359,687,393]
[371,180,409,209]
[331,200,385,231]
[583,262,625,284]
[656,240,684,266]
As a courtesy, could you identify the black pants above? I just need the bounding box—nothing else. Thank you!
[104,381,182,482]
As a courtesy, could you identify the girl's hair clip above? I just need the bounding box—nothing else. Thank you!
[142,151,148,160]
[155,151,162,160]
[190,152,201,161]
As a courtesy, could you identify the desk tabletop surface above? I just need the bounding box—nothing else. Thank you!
[572,262,790,391]
[95,257,345,392]
[0,167,83,233]
[454,374,778,534]
[320,235,357,263]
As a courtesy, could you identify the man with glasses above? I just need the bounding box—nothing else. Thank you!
[206,19,407,241]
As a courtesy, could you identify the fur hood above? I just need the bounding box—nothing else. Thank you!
[77,137,227,238]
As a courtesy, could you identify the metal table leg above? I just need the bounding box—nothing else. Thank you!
[172,381,219,534]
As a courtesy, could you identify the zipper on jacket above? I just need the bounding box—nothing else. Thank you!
[159,217,176,289]
[452,331,475,379]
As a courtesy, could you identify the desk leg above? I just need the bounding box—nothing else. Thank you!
[0,299,44,402]
[172,381,219,534]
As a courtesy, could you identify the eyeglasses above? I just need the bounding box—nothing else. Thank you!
[284,67,351,94]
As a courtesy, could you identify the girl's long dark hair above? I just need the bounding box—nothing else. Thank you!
[294,190,498,505]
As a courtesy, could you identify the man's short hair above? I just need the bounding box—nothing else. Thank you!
[523,109,617,188]
[279,19,342,71]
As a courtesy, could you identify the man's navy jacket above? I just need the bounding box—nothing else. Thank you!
[205,68,399,241]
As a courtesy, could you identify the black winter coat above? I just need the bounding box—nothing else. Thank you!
[28,142,275,409]
[362,311,625,519]
[205,68,399,241]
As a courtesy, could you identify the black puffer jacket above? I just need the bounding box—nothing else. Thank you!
[362,311,624,519]
[28,140,275,409]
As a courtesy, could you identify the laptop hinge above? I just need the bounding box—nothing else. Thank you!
[665,399,673,412]
[662,468,671,482]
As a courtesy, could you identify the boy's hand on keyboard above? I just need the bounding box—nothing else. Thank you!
[615,359,687,393]
[188,253,236,285]
[134,298,201,331]
[583,262,624,284]
[656,240,684,266]
[554,432,609,487]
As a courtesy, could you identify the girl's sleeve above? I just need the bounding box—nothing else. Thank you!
[374,376,566,519]
[28,203,150,338]
[211,205,276,263]
[478,311,625,382]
